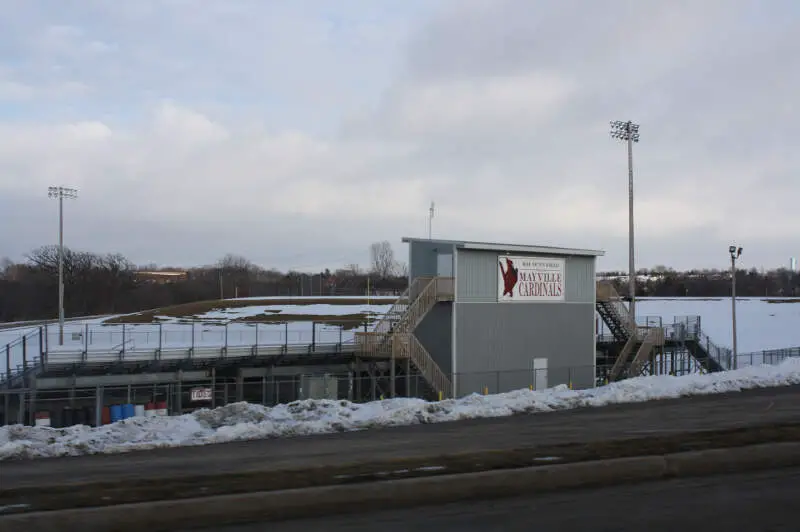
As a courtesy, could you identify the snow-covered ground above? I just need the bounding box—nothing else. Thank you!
[2,358,799,461]
[633,297,800,352]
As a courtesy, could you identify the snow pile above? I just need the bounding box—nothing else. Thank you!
[2,358,800,461]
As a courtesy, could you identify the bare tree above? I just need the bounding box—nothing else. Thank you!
[396,261,409,278]
[0,257,12,280]
[370,241,396,279]
[217,253,257,273]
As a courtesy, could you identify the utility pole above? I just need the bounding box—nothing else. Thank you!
[729,245,743,370]
[610,120,640,330]
[48,186,78,346]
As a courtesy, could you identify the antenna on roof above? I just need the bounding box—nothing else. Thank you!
[428,201,435,240]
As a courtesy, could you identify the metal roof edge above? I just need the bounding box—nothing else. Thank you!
[401,237,605,257]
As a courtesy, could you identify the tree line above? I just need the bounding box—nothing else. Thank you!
[599,265,800,298]
[1,244,798,322]
[0,241,407,322]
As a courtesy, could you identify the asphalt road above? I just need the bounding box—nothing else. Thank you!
[204,467,800,532]
[3,384,800,489]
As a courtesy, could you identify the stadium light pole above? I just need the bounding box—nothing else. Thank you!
[729,245,742,370]
[609,120,640,330]
[48,186,78,345]
[428,201,435,240]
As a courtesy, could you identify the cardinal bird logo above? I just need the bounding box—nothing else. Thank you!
[499,258,518,297]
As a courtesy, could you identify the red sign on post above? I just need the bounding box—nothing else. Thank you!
[190,387,212,402]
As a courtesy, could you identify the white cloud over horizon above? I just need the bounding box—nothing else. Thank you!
[0,0,798,273]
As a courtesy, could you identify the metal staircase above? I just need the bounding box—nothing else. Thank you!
[355,276,454,399]
[627,327,665,377]
[597,282,666,381]
[595,282,635,342]
[678,318,728,373]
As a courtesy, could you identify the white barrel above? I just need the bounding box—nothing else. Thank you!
[134,404,146,418]
[35,411,51,427]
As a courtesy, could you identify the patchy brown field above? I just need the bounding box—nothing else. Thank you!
[104,298,394,325]
[234,313,378,330]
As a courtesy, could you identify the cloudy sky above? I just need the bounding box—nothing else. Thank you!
[0,0,797,273]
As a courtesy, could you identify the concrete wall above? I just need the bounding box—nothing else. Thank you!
[453,248,596,396]
[414,302,453,376]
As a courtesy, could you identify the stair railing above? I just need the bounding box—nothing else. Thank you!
[596,282,635,336]
[671,316,731,371]
[355,276,454,398]
[408,333,452,399]
[354,331,393,358]
[608,325,656,381]
[393,277,454,335]
[695,328,732,370]
[608,335,637,381]
[370,276,436,335]
[628,327,664,376]
[370,286,411,335]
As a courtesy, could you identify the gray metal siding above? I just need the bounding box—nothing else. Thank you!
[456,249,498,302]
[456,249,596,304]
[454,302,595,395]
[414,302,452,376]
[408,241,455,283]
[564,256,596,304]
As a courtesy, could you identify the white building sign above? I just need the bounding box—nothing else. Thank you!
[498,256,565,302]
[190,387,213,402]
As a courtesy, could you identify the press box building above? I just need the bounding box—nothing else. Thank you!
[397,237,604,397]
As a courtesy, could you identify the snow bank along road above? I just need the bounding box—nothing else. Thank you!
[4,360,800,462]
[3,383,800,491]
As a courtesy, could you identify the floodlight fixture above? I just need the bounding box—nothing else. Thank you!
[609,120,640,143]
[48,186,78,199]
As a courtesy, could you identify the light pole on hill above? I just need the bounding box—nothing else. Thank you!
[610,120,640,330]
[428,201,435,239]
[48,186,78,345]
[729,245,742,370]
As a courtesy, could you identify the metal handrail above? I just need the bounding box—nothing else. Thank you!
[596,281,635,335]
[408,333,452,399]
[0,340,353,386]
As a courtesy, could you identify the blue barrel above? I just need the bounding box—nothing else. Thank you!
[121,403,135,420]
[110,405,123,423]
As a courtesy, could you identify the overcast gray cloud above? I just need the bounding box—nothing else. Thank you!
[0,0,798,272]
